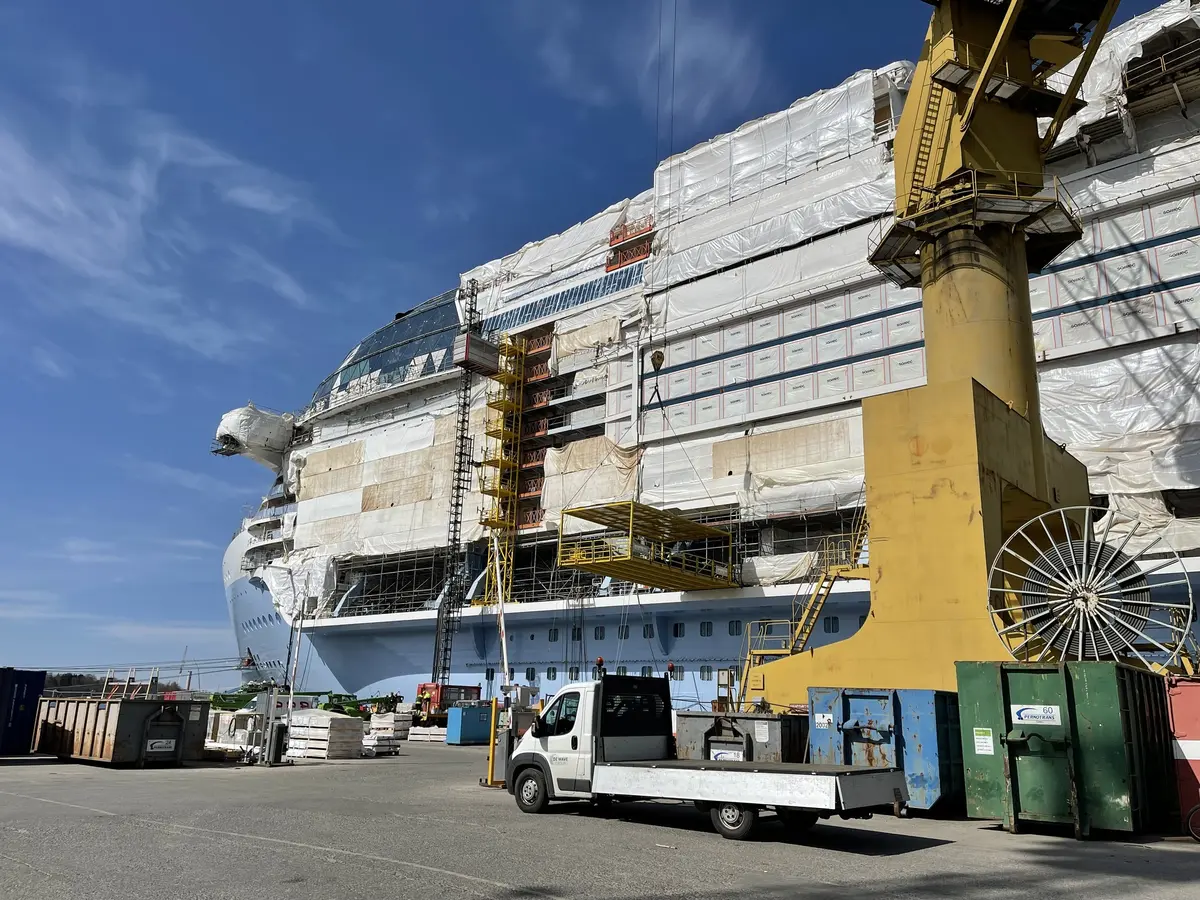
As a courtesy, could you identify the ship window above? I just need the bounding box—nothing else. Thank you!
[823,616,840,634]
[485,668,495,682]
[641,666,653,677]
[548,627,559,642]
[525,667,536,682]
[643,624,654,639]
[618,625,630,640]
[859,614,867,628]
[700,666,713,681]
[591,666,601,679]
[756,622,774,636]
[569,666,580,681]
[571,626,582,642]
[508,667,515,680]
[547,667,557,681]
[728,620,742,636]
[672,623,685,638]
[594,626,605,641]
[670,666,684,681]
[616,666,627,676]
[700,621,713,637]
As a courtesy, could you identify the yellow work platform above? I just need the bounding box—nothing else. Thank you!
[557,501,734,592]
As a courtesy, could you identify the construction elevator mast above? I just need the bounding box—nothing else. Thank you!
[745,0,1121,705]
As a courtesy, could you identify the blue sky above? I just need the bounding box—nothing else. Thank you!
[0,1,1163,685]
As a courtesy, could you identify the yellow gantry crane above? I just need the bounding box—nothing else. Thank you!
[743,0,1125,708]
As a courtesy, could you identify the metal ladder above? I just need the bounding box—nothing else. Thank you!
[906,80,945,216]
[431,280,479,688]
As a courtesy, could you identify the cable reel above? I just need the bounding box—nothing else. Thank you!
[988,506,1196,672]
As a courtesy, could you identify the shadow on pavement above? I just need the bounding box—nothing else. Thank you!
[493,837,1200,899]
[542,799,952,855]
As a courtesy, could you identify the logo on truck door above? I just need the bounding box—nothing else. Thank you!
[549,754,570,764]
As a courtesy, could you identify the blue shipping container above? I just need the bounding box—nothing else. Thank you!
[0,668,47,755]
[446,706,492,745]
[808,686,964,811]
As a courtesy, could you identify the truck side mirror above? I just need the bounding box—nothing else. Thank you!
[530,717,545,738]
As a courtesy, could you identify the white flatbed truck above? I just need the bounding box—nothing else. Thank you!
[507,674,908,839]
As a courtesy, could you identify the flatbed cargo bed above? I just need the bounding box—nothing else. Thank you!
[593,757,904,812]
[599,759,874,776]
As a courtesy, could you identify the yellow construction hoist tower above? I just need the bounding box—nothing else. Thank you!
[744,0,1141,708]
[479,335,527,607]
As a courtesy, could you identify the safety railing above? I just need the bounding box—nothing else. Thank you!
[250,502,297,522]
[609,214,655,246]
[557,534,730,583]
[1125,38,1200,94]
[908,168,1080,223]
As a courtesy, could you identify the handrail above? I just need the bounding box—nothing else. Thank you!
[1125,38,1200,93]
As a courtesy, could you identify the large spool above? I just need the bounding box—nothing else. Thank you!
[988,506,1195,670]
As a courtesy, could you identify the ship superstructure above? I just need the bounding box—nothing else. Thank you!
[218,1,1200,706]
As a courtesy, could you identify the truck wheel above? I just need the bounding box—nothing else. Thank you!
[776,808,818,832]
[514,769,548,814]
[1187,804,1200,843]
[710,803,757,840]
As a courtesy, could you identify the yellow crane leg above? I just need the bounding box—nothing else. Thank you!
[744,226,1091,709]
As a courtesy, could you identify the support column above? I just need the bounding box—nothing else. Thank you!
[921,225,1048,500]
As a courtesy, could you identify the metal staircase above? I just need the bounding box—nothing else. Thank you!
[432,280,479,688]
[736,510,870,708]
[789,509,870,653]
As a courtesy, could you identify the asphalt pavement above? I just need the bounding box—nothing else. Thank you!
[1,744,1197,900]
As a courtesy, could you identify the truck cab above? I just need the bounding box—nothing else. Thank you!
[507,674,671,803]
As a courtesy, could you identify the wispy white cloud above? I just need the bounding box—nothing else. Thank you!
[56,537,125,564]
[510,0,768,134]
[29,344,72,379]
[129,458,257,498]
[0,45,334,359]
[230,245,311,308]
[159,538,221,551]
[92,621,232,644]
[0,588,62,620]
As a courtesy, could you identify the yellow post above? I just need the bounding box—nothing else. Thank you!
[482,696,500,787]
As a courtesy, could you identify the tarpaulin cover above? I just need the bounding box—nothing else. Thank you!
[215,404,294,471]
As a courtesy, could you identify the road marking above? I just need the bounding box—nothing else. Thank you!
[0,790,565,898]
[0,791,116,817]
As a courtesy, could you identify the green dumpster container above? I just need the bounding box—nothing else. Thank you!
[955,661,1176,837]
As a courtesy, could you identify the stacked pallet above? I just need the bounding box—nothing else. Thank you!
[285,710,362,760]
[362,712,411,756]
[408,725,448,743]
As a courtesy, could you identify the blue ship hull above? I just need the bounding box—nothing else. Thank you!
[229,566,1200,708]
[228,572,871,707]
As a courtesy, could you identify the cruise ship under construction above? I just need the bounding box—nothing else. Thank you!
[215,1,1200,709]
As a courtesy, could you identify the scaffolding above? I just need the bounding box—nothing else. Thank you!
[333,549,449,617]
[557,501,735,592]
[479,335,527,606]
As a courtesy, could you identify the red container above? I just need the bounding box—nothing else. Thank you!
[1167,676,1200,832]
